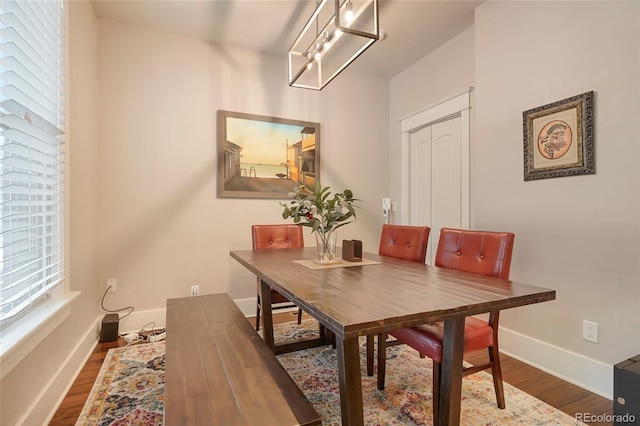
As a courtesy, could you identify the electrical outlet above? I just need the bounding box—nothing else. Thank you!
[190,285,200,296]
[107,278,117,293]
[583,320,598,343]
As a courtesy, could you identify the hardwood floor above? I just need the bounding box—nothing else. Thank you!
[50,312,612,425]
[464,351,612,426]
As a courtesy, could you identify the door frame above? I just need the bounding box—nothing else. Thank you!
[399,88,473,227]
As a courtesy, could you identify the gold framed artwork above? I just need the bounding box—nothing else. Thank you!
[523,91,594,181]
[217,110,320,199]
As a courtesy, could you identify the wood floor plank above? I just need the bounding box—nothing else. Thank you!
[561,393,615,425]
[537,381,592,408]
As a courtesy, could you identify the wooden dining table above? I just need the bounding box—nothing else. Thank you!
[230,247,556,426]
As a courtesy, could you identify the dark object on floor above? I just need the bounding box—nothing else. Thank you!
[614,354,640,425]
[99,313,119,342]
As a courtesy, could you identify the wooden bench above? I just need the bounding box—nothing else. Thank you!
[165,293,321,426]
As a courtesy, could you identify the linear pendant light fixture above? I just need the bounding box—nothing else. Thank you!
[288,0,379,90]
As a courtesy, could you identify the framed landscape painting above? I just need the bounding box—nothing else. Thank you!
[217,110,321,199]
[523,91,594,181]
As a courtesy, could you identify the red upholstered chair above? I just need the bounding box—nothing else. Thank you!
[378,224,430,262]
[252,224,304,331]
[378,227,515,423]
[366,224,430,376]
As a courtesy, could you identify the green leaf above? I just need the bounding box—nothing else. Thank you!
[280,182,360,235]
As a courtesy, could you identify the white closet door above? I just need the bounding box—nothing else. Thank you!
[410,126,432,228]
[409,116,463,264]
[400,89,472,264]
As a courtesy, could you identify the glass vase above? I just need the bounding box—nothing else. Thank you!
[315,229,338,264]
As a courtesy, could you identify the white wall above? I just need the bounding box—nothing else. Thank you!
[474,0,639,397]
[389,1,640,398]
[97,20,389,326]
[0,1,102,425]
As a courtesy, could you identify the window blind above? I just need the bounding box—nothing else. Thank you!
[0,0,65,329]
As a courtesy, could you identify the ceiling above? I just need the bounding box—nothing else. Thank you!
[91,0,481,79]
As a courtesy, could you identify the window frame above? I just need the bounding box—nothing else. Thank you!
[0,0,74,378]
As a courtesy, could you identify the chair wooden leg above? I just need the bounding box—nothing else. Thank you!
[255,298,261,331]
[297,308,302,325]
[376,333,387,390]
[432,361,440,426]
[366,335,374,376]
[489,345,506,409]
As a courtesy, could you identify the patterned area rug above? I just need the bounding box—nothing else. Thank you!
[76,342,165,425]
[275,320,584,426]
[77,319,584,425]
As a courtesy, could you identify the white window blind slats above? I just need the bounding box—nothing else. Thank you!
[1,73,59,116]
[1,198,61,211]
[1,112,63,143]
[2,132,64,157]
[2,251,63,284]
[3,159,64,180]
[25,0,59,31]
[1,222,63,255]
[3,2,63,65]
[2,100,64,137]
[2,84,59,127]
[2,255,63,291]
[3,170,61,188]
[1,268,62,320]
[10,2,60,51]
[1,217,62,236]
[2,68,58,107]
[2,150,64,177]
[1,239,63,275]
[0,244,63,306]
[0,217,62,238]
[12,0,54,30]
[0,0,64,329]
[2,183,61,198]
[1,12,58,68]
[0,27,59,87]
[1,42,59,96]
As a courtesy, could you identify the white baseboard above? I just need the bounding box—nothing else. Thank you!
[26,318,100,426]
[117,297,260,334]
[118,308,167,334]
[234,296,257,317]
[234,296,300,319]
[499,326,613,400]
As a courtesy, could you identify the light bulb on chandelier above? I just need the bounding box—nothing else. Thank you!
[345,0,354,23]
